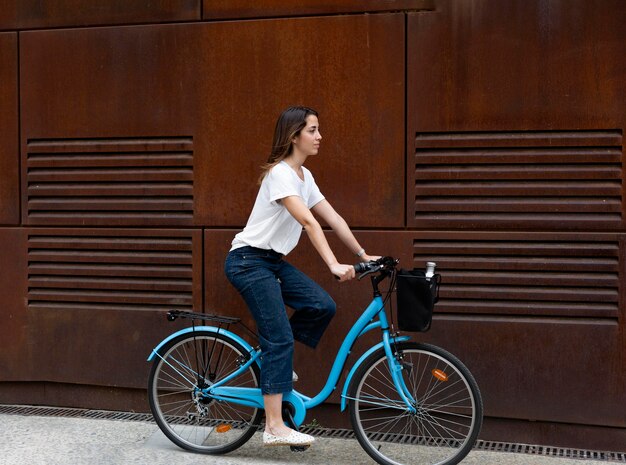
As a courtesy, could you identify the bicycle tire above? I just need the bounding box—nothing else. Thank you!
[148,331,263,454]
[348,342,483,465]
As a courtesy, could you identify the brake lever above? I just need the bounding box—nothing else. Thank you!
[357,265,381,280]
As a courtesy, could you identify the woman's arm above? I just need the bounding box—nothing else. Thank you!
[311,199,377,262]
[281,196,355,281]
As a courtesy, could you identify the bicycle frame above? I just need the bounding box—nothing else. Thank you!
[149,292,416,428]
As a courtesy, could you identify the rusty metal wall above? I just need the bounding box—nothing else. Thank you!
[404,0,626,448]
[0,33,19,225]
[0,0,625,450]
[202,0,435,19]
[0,1,201,30]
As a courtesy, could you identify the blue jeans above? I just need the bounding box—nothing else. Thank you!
[224,246,336,394]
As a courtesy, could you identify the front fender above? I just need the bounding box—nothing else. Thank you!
[340,336,411,411]
[147,326,255,362]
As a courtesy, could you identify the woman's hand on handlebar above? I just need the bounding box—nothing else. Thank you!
[354,256,398,277]
[330,254,383,281]
[360,253,381,262]
[330,263,356,282]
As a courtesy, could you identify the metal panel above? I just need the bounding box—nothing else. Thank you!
[28,229,202,313]
[0,0,200,30]
[410,130,623,230]
[420,315,624,427]
[203,0,435,19]
[20,26,199,139]
[406,0,626,444]
[412,232,620,319]
[0,33,18,225]
[20,26,201,228]
[407,0,625,234]
[192,14,406,227]
[407,1,626,131]
[25,137,194,226]
[0,229,29,381]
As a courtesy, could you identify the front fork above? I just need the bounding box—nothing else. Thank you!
[384,333,417,414]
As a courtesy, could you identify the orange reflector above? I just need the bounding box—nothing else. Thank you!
[432,368,449,382]
[215,424,232,433]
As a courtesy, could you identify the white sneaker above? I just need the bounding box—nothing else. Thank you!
[263,430,315,447]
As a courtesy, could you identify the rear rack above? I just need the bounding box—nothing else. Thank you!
[166,310,240,325]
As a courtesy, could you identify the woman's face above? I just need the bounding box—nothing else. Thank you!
[292,115,322,157]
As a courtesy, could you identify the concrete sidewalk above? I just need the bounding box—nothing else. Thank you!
[0,412,616,465]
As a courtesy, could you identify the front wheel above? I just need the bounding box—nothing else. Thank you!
[148,331,263,454]
[348,342,483,465]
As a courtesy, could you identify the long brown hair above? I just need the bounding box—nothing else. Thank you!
[259,106,318,184]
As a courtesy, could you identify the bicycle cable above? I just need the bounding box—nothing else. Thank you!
[382,268,401,356]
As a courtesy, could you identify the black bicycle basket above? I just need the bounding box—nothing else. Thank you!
[395,269,441,332]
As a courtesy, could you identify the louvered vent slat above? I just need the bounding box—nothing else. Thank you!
[26,137,193,226]
[27,153,193,168]
[28,236,194,250]
[29,277,192,292]
[28,290,192,305]
[29,199,193,211]
[28,251,192,264]
[28,184,193,196]
[414,237,619,319]
[28,232,197,312]
[414,130,622,148]
[28,264,192,278]
[411,130,623,229]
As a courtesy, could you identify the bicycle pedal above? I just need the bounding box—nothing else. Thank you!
[290,445,310,452]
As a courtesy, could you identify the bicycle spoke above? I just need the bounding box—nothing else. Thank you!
[350,343,482,465]
[149,334,262,454]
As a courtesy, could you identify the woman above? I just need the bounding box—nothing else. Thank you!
[224,106,377,447]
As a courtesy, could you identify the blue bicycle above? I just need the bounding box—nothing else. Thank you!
[147,256,483,465]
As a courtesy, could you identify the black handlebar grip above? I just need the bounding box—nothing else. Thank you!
[354,262,369,274]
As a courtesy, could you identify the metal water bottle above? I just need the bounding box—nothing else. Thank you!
[425,262,436,280]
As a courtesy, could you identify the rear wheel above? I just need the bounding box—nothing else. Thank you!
[148,332,262,454]
[348,342,482,465]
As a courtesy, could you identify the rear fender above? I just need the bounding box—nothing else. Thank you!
[147,326,255,362]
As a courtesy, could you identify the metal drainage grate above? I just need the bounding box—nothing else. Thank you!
[0,404,154,423]
[474,440,626,462]
[1,404,625,462]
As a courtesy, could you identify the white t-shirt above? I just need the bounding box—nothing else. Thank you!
[231,161,325,255]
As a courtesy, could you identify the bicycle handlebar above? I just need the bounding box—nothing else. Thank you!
[332,256,398,281]
[354,256,398,280]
